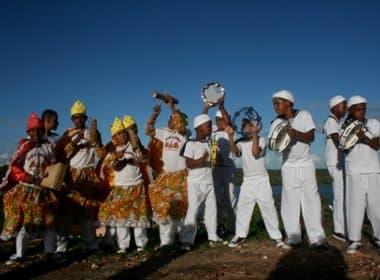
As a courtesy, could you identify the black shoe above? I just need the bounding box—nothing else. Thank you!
[310,240,329,251]
[332,232,347,242]
[217,225,227,238]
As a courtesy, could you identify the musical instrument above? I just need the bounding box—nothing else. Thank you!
[232,107,262,138]
[40,163,68,191]
[339,120,365,151]
[152,91,179,104]
[268,118,291,152]
[202,82,225,105]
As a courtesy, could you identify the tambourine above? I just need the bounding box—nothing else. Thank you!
[202,82,225,104]
[339,120,365,151]
[232,107,262,137]
[268,118,291,152]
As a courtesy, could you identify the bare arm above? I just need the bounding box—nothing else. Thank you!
[145,104,161,137]
[185,150,209,169]
[225,126,239,155]
[288,128,315,144]
[357,130,380,151]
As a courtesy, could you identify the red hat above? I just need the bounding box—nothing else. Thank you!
[26,112,44,132]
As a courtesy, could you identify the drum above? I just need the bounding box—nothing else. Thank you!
[232,106,262,137]
[202,82,225,104]
[339,120,365,151]
[40,162,68,191]
[268,118,291,152]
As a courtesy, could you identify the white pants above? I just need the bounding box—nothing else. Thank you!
[213,167,238,231]
[56,213,98,253]
[281,162,326,244]
[180,182,219,244]
[346,173,380,242]
[14,226,57,258]
[104,226,148,250]
[235,176,282,240]
[159,219,183,246]
[327,165,345,234]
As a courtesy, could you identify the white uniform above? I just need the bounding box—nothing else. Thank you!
[212,130,238,232]
[269,110,326,245]
[154,128,187,246]
[180,140,219,244]
[56,128,98,253]
[234,138,282,240]
[344,118,380,242]
[323,114,345,235]
[102,144,148,251]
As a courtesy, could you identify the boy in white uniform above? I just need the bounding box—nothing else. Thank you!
[342,96,380,254]
[225,119,288,248]
[269,90,327,248]
[180,114,224,250]
[323,95,347,241]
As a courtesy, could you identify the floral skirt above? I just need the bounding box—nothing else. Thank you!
[148,169,188,223]
[59,167,110,219]
[98,182,151,228]
[1,183,59,240]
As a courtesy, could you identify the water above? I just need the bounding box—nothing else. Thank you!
[272,184,333,202]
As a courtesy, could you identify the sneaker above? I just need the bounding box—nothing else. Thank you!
[275,239,291,250]
[180,242,191,251]
[346,241,361,254]
[6,254,23,266]
[310,240,329,251]
[209,237,228,247]
[117,248,127,254]
[332,232,347,242]
[136,247,145,253]
[228,236,246,248]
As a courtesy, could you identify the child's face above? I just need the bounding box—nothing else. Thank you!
[332,101,347,119]
[44,115,59,132]
[349,103,366,121]
[28,128,44,142]
[112,130,128,146]
[273,98,291,115]
[215,117,227,131]
[242,122,253,135]
[71,114,87,129]
[196,121,212,138]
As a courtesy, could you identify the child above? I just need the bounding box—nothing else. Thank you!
[225,119,288,249]
[180,114,224,250]
[54,100,106,254]
[98,117,150,253]
[323,95,347,241]
[342,96,380,254]
[145,97,189,249]
[269,90,327,248]
[202,98,237,236]
[0,113,59,264]
[42,109,60,145]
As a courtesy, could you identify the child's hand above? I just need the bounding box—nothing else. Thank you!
[202,150,209,162]
[356,129,365,140]
[225,126,235,137]
[287,128,297,140]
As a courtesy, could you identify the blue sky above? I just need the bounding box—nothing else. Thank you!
[1,0,379,168]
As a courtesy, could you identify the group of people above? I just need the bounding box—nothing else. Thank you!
[0,88,378,265]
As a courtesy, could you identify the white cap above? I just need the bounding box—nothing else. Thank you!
[329,95,346,109]
[347,95,367,108]
[272,90,295,104]
[215,110,222,118]
[193,114,211,129]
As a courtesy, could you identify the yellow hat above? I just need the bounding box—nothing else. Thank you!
[70,100,87,116]
[110,117,125,136]
[123,115,136,129]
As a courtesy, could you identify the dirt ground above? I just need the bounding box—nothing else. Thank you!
[0,233,379,280]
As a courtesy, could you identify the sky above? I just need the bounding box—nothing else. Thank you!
[1,0,379,168]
